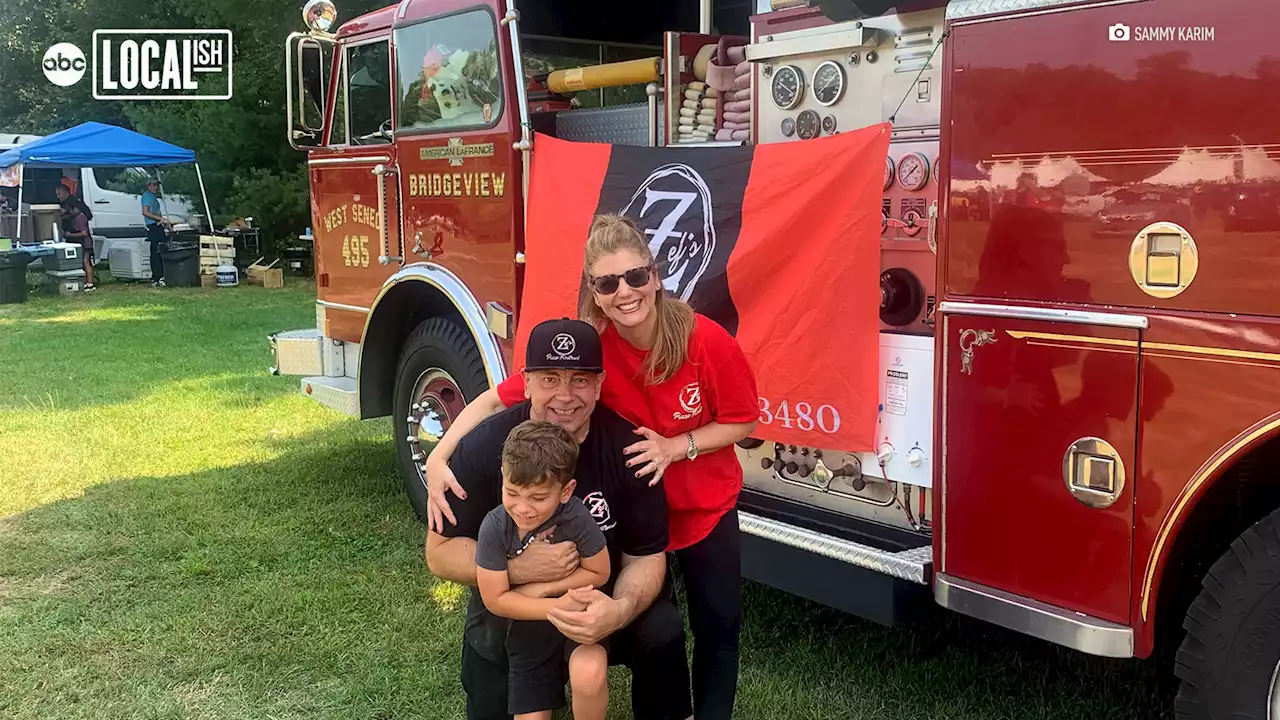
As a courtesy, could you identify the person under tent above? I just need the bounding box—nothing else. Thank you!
[140,176,171,287]
[61,200,95,291]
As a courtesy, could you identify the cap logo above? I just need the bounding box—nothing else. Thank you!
[548,332,580,362]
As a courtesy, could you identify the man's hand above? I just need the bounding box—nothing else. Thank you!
[507,534,579,585]
[546,587,628,645]
[426,456,467,534]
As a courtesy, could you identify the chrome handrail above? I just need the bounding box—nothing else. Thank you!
[501,1,533,227]
[374,163,402,265]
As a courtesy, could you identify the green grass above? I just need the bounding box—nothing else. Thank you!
[0,281,1174,719]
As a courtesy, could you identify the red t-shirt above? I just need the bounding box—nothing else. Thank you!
[498,314,759,550]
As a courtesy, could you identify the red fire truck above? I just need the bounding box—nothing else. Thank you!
[272,0,1280,713]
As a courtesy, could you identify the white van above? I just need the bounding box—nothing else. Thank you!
[0,133,197,259]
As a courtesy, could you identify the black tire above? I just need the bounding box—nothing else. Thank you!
[392,317,489,521]
[1175,506,1280,719]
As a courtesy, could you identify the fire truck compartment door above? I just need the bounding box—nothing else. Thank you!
[940,311,1140,626]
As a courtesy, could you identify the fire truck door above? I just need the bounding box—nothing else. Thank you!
[310,34,402,322]
[389,9,518,309]
[939,311,1140,626]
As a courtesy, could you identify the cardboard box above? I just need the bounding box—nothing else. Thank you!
[246,259,284,289]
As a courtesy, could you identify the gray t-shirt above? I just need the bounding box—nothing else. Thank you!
[476,496,607,574]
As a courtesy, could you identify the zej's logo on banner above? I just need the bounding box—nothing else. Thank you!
[91,30,233,100]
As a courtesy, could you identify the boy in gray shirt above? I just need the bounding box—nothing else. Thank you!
[475,420,611,720]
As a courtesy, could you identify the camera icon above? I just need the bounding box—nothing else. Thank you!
[1108,23,1131,41]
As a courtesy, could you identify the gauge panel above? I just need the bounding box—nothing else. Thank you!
[812,60,845,107]
[771,65,805,110]
[897,152,931,191]
[796,110,820,140]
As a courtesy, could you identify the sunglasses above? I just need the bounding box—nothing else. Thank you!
[588,265,654,295]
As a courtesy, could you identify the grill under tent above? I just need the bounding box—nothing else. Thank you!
[0,121,214,244]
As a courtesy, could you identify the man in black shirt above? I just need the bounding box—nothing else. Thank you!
[426,318,693,720]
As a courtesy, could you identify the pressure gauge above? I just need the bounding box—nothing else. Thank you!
[821,115,837,134]
[812,61,846,107]
[933,154,941,184]
[795,110,820,140]
[771,65,805,110]
[781,117,796,138]
[883,157,896,191]
[897,152,931,191]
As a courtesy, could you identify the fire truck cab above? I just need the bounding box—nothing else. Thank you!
[274,0,1280,714]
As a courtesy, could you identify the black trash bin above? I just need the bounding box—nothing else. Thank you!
[0,250,33,304]
[161,236,201,288]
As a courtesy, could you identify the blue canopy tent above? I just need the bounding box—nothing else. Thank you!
[0,121,213,243]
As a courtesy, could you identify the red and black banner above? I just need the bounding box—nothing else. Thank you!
[515,122,890,452]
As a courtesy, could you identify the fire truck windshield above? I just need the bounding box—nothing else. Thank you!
[394,9,503,134]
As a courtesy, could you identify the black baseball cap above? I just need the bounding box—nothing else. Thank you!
[524,318,603,373]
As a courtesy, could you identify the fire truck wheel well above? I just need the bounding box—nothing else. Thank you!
[358,283,473,419]
[1153,434,1280,653]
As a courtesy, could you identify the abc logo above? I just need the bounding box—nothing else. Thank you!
[43,43,86,86]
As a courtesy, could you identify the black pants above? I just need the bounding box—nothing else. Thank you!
[462,588,692,720]
[672,508,742,720]
[147,224,166,281]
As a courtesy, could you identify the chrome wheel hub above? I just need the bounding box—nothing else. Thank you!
[1270,659,1280,720]
[405,369,465,487]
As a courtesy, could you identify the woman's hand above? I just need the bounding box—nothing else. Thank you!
[425,454,467,534]
[624,427,685,487]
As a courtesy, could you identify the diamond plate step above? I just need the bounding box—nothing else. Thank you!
[301,376,358,417]
[738,511,932,584]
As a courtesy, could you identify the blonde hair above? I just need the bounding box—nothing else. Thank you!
[580,214,695,386]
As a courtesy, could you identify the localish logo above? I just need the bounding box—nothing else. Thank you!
[43,43,87,87]
[92,29,233,100]
[674,382,703,420]
[420,137,495,167]
[582,491,615,531]
[621,163,717,304]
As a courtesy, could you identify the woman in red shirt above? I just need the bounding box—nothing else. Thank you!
[427,214,759,720]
